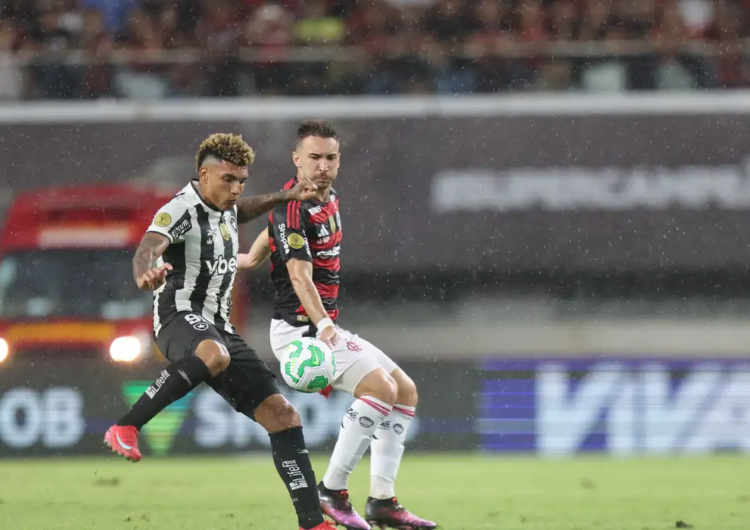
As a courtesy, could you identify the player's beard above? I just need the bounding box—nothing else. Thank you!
[314,177,334,190]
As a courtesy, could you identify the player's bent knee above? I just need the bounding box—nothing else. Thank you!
[275,402,302,430]
[354,368,398,405]
[392,369,418,407]
[254,394,301,433]
[194,339,230,376]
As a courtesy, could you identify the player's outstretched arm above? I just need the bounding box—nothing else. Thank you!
[238,229,272,270]
[236,178,317,224]
[287,258,339,347]
[133,232,172,290]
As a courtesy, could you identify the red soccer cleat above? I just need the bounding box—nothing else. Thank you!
[103,425,142,462]
[301,520,338,530]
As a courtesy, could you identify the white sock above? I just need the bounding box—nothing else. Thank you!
[323,396,393,491]
[370,404,415,499]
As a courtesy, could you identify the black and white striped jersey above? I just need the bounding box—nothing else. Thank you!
[145,180,240,336]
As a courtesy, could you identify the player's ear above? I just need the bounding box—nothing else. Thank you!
[293,151,302,168]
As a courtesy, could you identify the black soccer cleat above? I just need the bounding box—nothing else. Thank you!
[365,497,437,529]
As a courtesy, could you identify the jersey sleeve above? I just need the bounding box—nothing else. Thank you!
[146,200,192,243]
[270,201,311,262]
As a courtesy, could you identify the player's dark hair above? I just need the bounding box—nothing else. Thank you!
[296,120,339,145]
[196,133,255,171]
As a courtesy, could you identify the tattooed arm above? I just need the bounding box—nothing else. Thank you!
[133,232,172,290]
[236,178,317,224]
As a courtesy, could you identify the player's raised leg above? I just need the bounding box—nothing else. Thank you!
[366,368,436,529]
[105,335,227,462]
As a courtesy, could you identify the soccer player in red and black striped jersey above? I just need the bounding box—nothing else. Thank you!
[239,121,436,530]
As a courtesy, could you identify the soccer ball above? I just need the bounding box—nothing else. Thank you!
[280,338,336,393]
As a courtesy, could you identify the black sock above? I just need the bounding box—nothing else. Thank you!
[269,426,324,529]
[117,357,210,430]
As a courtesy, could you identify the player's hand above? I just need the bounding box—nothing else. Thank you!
[287,177,317,201]
[319,326,340,348]
[137,263,172,291]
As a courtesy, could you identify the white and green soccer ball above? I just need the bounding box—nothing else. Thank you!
[280,338,336,393]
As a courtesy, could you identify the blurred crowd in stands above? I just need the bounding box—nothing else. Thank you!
[0,0,748,99]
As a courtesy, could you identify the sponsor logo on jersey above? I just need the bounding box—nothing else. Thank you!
[316,247,340,258]
[278,223,290,253]
[206,256,238,274]
[169,218,191,240]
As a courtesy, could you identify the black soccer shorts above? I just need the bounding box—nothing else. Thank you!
[155,311,281,420]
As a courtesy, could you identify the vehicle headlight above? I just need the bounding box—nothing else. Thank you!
[0,338,7,363]
[109,336,142,362]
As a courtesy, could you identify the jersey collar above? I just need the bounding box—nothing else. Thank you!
[190,179,222,212]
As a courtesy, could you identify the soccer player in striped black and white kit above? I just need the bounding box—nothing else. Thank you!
[104,133,336,530]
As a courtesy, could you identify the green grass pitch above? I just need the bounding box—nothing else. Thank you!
[0,453,747,529]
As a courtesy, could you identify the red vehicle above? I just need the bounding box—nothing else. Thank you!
[0,184,249,365]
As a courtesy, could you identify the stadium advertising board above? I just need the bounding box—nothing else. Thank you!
[0,358,477,457]
[2,106,750,271]
[0,356,747,457]
[478,358,750,455]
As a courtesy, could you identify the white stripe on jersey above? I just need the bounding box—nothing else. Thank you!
[174,205,201,314]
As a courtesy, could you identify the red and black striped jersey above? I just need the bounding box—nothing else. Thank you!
[269,177,342,327]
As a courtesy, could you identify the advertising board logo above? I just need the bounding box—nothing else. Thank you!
[122,381,193,456]
[479,359,750,456]
[0,387,84,449]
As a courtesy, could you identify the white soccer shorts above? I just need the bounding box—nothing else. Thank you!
[269,319,398,394]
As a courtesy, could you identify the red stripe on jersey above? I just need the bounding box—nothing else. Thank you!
[288,200,301,229]
[281,178,297,227]
[294,306,339,320]
[309,206,339,226]
[313,256,340,270]
[315,282,339,300]
[309,231,342,251]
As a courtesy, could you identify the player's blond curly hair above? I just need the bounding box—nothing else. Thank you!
[196,133,255,171]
